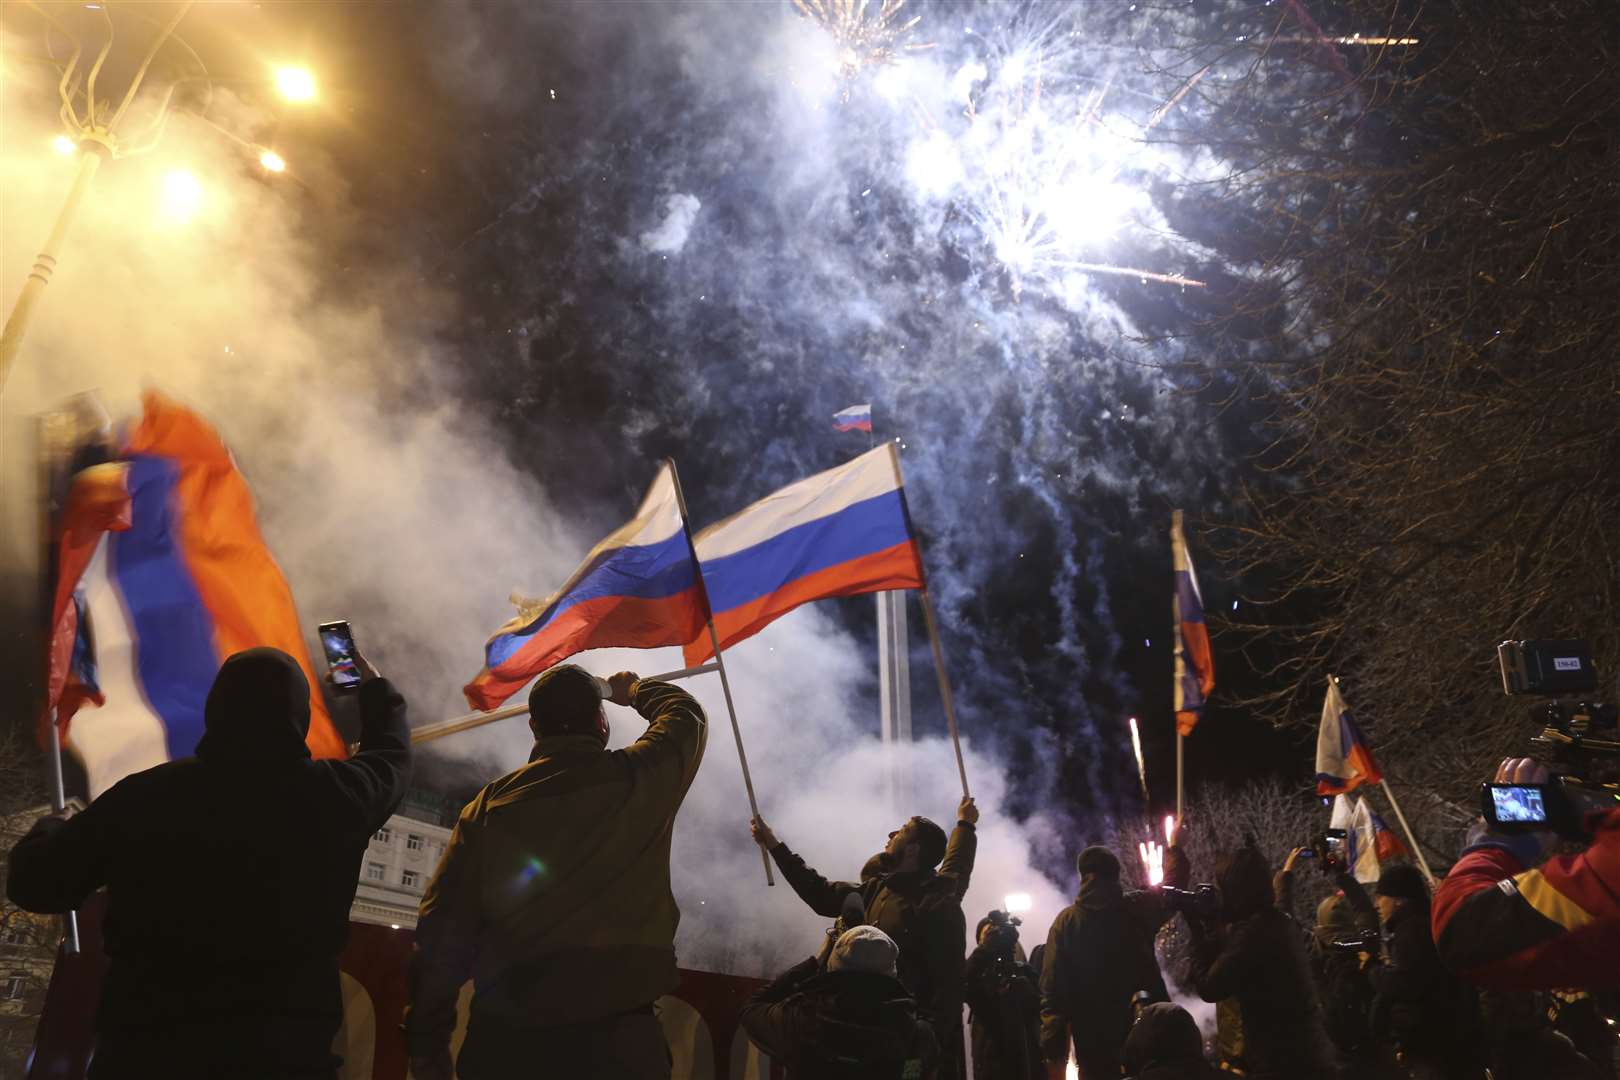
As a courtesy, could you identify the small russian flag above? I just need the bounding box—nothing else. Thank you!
[832,404,873,433]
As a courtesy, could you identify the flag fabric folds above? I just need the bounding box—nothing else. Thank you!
[683,444,924,665]
[1350,797,1383,884]
[1171,512,1214,736]
[1315,678,1384,795]
[464,463,707,710]
[44,393,345,798]
[832,404,873,433]
[1369,804,1409,861]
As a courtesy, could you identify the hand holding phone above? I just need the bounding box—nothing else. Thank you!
[318,620,377,692]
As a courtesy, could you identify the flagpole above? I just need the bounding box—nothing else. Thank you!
[884,444,970,799]
[1378,778,1436,886]
[1172,510,1185,826]
[46,713,80,955]
[666,460,775,886]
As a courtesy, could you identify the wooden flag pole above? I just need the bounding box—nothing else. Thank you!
[667,460,775,886]
[1378,778,1437,886]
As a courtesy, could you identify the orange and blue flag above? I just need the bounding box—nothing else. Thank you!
[1172,511,1214,736]
[44,393,345,797]
[683,444,924,664]
[464,463,707,710]
[1316,678,1385,795]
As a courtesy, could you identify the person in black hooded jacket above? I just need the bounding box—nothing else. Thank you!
[740,925,939,1079]
[1122,1003,1219,1080]
[6,646,410,1079]
[1182,842,1336,1080]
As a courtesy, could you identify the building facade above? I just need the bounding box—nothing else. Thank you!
[0,805,63,1078]
[349,789,459,931]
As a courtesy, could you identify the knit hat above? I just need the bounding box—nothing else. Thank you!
[1076,845,1121,879]
[827,926,899,976]
[528,664,608,744]
[1376,864,1429,903]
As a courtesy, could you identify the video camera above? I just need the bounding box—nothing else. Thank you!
[1160,883,1221,919]
[982,908,1022,946]
[1325,928,1381,957]
[1486,641,1620,837]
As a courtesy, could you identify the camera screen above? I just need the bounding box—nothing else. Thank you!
[1491,785,1547,823]
[320,623,361,689]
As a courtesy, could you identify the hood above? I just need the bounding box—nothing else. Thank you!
[1123,1003,1204,1072]
[1215,846,1274,921]
[803,972,923,1063]
[195,648,313,767]
[1077,872,1126,911]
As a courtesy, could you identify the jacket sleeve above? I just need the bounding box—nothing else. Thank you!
[1334,872,1380,932]
[737,957,820,1062]
[404,795,483,1059]
[1368,913,1431,999]
[5,794,118,914]
[1187,922,1256,1004]
[328,678,412,831]
[938,821,977,898]
[1038,911,1071,1063]
[768,842,861,919]
[1273,868,1295,913]
[618,680,708,808]
[1432,810,1620,991]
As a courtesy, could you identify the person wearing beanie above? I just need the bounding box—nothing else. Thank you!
[403,667,707,1080]
[1038,833,1189,1080]
[752,795,979,1079]
[1122,1002,1220,1080]
[740,926,939,1079]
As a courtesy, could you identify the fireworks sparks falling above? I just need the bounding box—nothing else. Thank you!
[1165,814,1176,844]
[1128,716,1148,799]
[791,0,933,89]
[1138,838,1166,886]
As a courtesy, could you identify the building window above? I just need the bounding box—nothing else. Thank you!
[401,870,420,889]
[406,834,424,851]
[375,828,391,844]
[1,927,27,946]
[365,862,385,882]
[3,974,24,1001]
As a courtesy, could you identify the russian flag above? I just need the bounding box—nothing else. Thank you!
[683,445,924,665]
[464,463,707,710]
[44,394,346,798]
[1369,805,1409,862]
[1315,678,1384,795]
[832,404,873,433]
[1172,511,1214,736]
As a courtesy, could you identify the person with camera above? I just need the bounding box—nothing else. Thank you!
[740,925,940,1079]
[1180,841,1336,1080]
[1432,757,1620,991]
[752,797,978,1079]
[403,666,707,1080]
[964,911,1042,1080]
[1038,836,1188,1080]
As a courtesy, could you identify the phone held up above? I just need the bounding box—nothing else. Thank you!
[318,620,362,693]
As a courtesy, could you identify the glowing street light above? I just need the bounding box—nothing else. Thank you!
[161,170,204,222]
[275,66,317,104]
[259,149,287,173]
[52,135,77,156]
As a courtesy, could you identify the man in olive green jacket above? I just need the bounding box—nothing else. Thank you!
[405,665,707,1080]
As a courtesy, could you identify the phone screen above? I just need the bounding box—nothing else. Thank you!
[318,621,361,692]
[1490,784,1548,824]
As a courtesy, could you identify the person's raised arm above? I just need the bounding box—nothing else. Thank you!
[327,648,411,830]
[750,816,858,918]
[615,674,708,803]
[939,796,979,897]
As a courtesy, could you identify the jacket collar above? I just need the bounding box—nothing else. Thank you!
[527,734,608,763]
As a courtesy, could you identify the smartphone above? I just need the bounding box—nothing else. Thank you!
[1484,783,1549,825]
[1322,828,1347,857]
[318,620,362,693]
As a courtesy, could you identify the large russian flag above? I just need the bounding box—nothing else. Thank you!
[463,463,707,710]
[683,445,924,665]
[1171,511,1214,736]
[44,393,346,798]
[1315,678,1384,795]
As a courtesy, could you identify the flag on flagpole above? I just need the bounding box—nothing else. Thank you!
[43,393,345,798]
[683,444,924,664]
[1172,511,1214,736]
[1315,678,1384,795]
[832,404,873,433]
[1350,797,1382,884]
[464,463,708,710]
[1369,804,1409,861]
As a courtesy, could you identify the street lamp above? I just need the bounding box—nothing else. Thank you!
[160,170,204,223]
[274,66,317,103]
[259,149,287,174]
[52,135,77,156]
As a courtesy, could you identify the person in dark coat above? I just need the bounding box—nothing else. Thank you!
[964,913,1042,1080]
[1039,840,1189,1080]
[1366,864,1484,1080]
[1182,842,1336,1080]
[6,646,410,1079]
[1122,1003,1219,1080]
[753,797,978,1078]
[740,925,939,1080]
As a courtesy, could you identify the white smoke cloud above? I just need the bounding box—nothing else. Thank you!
[639,193,702,255]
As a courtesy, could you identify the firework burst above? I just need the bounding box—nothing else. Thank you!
[792,0,933,87]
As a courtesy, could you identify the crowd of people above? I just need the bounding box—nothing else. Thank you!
[6,650,1619,1078]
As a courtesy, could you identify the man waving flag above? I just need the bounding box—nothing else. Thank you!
[464,464,707,710]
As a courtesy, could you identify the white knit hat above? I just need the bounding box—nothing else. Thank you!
[827,925,898,976]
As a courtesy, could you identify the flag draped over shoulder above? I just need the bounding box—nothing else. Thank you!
[1315,678,1384,795]
[43,393,345,798]
[464,463,706,710]
[1171,511,1214,736]
[683,444,924,665]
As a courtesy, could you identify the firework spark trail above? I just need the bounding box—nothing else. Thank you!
[791,0,933,92]
[1128,715,1148,799]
